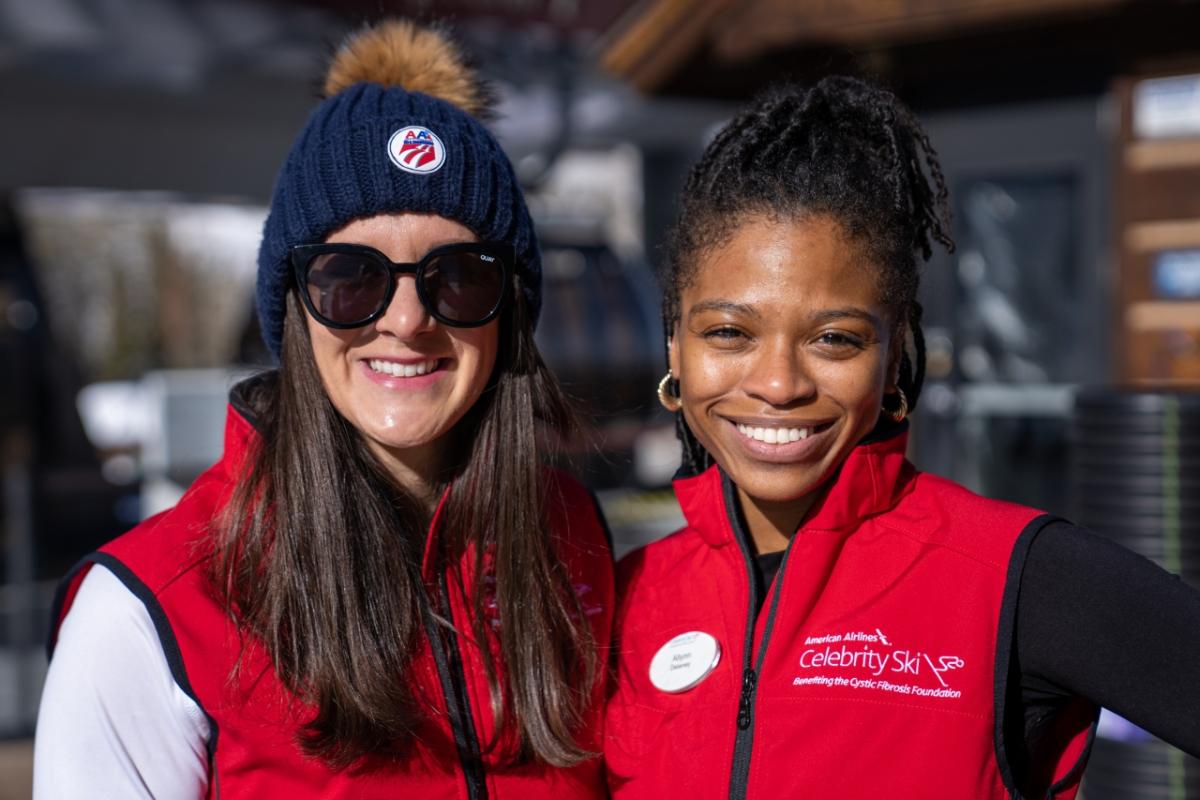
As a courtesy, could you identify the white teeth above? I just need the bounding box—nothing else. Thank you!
[736,423,812,444]
[368,359,439,378]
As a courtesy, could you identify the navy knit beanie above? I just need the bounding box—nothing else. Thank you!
[256,21,540,361]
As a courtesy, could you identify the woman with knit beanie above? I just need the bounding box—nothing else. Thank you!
[34,20,612,798]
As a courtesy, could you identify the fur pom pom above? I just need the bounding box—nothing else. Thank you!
[324,19,489,115]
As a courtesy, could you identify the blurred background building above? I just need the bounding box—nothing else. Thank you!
[1,0,1199,796]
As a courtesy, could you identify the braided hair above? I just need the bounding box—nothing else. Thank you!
[662,76,953,476]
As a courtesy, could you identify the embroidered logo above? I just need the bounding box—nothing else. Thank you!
[792,628,966,700]
[387,126,446,174]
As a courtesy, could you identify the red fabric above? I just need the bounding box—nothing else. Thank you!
[605,431,1094,799]
[54,405,613,799]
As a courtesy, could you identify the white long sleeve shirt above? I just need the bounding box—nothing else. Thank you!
[34,566,209,799]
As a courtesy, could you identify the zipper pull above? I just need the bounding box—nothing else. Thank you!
[736,668,757,729]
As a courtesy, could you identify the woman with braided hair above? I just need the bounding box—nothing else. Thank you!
[35,20,612,798]
[605,76,1200,798]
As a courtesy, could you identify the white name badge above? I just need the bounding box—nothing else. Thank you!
[648,631,722,693]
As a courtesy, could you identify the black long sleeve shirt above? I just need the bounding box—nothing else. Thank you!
[752,519,1200,788]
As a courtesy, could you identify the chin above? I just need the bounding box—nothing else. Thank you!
[368,419,447,449]
[736,469,827,505]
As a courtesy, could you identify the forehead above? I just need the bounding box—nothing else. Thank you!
[325,213,477,257]
[684,214,883,313]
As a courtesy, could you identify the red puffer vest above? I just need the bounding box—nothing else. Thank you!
[49,402,614,799]
[605,426,1096,800]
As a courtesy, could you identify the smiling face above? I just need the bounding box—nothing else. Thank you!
[304,212,499,493]
[670,213,899,517]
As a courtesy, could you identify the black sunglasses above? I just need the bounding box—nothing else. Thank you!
[291,241,513,329]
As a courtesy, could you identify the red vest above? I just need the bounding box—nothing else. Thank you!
[51,405,613,799]
[605,428,1096,799]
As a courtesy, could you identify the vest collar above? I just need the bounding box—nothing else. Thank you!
[223,397,259,466]
[421,487,453,581]
[673,423,915,548]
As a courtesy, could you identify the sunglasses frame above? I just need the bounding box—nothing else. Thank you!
[291,240,514,330]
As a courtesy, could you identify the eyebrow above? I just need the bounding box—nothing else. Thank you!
[812,308,885,328]
[687,300,762,320]
[688,301,883,328]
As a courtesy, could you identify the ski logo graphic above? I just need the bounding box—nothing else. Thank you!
[387,126,446,174]
[793,628,967,700]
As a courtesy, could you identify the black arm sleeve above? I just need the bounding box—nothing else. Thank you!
[1016,520,1200,756]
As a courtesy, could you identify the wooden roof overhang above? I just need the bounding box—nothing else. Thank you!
[600,0,1200,106]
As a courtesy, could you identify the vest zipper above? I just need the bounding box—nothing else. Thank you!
[724,476,797,800]
[420,572,489,800]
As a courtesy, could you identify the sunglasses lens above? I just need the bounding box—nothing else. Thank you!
[422,250,505,324]
[305,252,390,325]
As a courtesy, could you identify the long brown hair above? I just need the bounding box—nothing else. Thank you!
[213,288,595,769]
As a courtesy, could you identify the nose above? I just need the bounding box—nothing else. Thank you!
[741,338,816,407]
[373,275,436,339]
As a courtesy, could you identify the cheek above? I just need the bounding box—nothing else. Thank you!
[675,343,739,447]
[810,358,891,439]
[813,358,886,403]
[453,323,500,395]
[676,335,739,395]
[304,315,355,386]
[677,342,737,401]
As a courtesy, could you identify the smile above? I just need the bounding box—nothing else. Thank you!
[367,358,441,378]
[736,422,813,445]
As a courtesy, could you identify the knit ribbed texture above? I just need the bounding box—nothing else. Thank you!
[256,82,540,360]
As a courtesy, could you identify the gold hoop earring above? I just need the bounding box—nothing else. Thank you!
[886,387,908,423]
[657,372,682,413]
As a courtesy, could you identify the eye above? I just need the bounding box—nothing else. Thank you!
[702,325,749,345]
[814,331,867,353]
